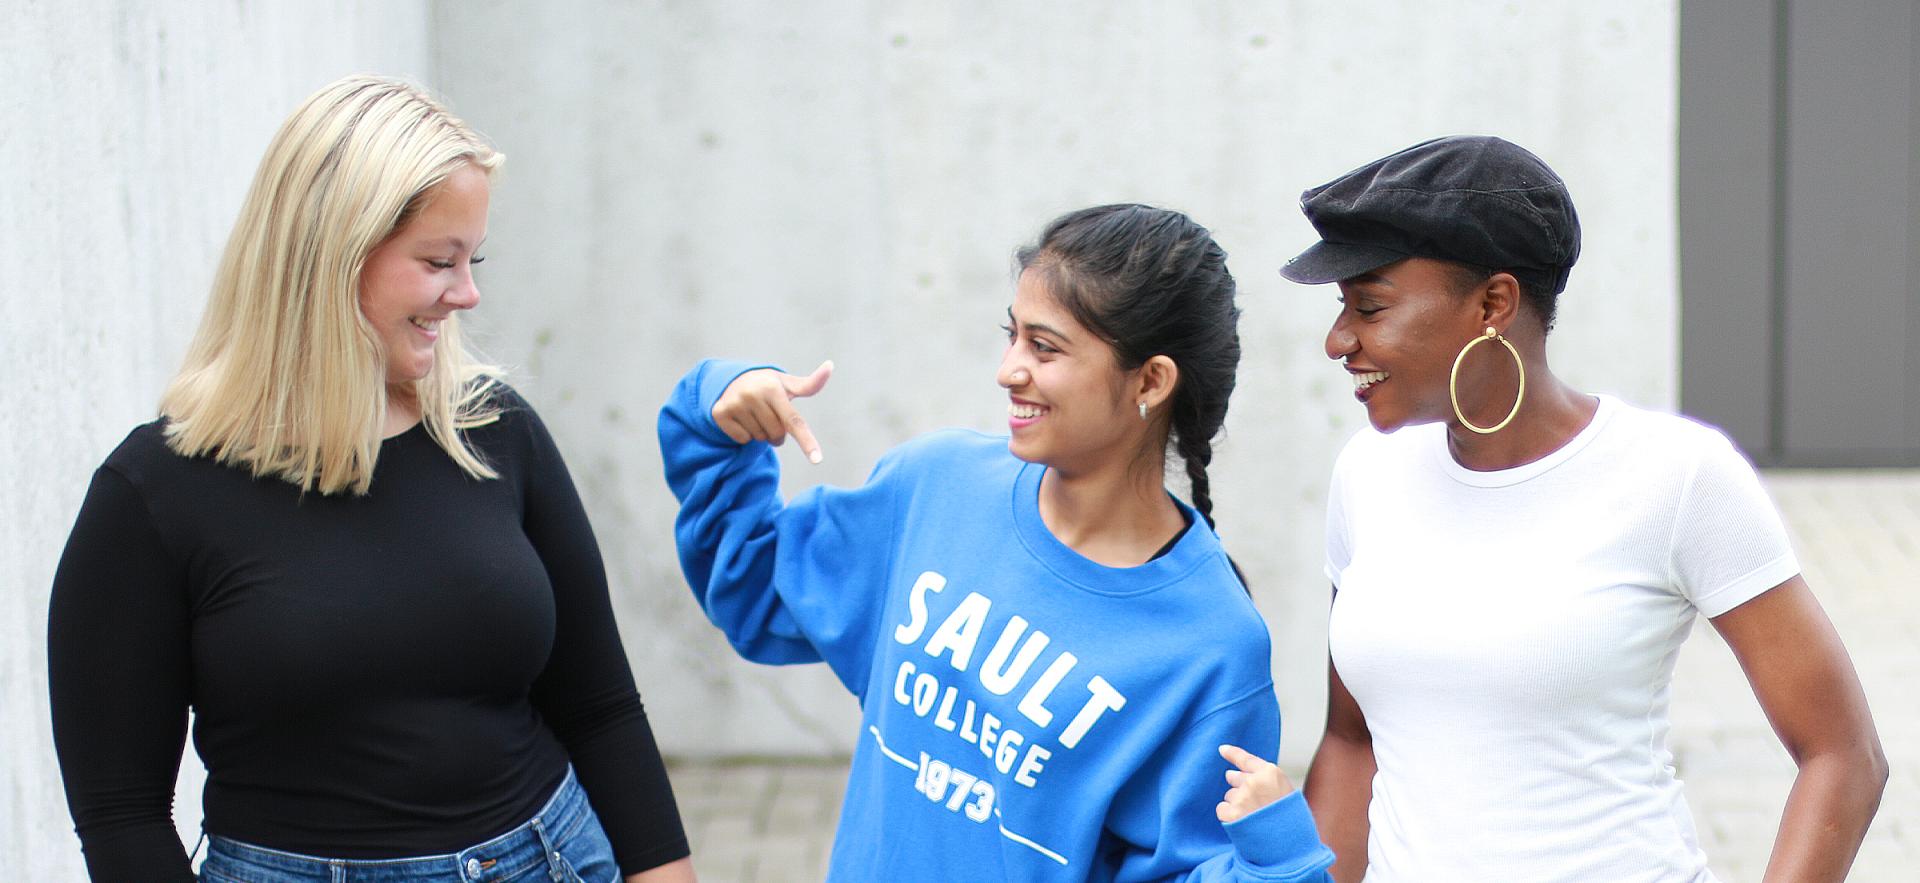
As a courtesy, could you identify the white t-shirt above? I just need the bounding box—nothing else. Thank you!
[1325,395,1798,883]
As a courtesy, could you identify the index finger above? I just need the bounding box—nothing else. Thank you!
[1217,744,1273,773]
[770,395,823,464]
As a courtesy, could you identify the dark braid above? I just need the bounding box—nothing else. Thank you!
[1015,204,1240,528]
[1176,429,1216,528]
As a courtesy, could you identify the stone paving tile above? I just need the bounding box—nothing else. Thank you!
[671,759,841,882]
[671,470,1920,882]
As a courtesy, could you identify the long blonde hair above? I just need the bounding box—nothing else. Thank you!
[163,75,505,495]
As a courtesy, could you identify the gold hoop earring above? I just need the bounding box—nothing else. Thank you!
[1449,326,1525,434]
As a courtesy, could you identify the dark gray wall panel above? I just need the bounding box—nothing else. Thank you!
[1780,0,1913,458]
[1678,0,1779,457]
[1682,0,1920,465]
[1910,2,1920,456]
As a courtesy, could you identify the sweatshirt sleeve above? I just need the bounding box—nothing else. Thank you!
[1105,688,1336,882]
[657,359,903,698]
[47,463,197,883]
[512,393,690,874]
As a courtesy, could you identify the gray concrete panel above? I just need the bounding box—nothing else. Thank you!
[1909,3,1920,459]
[1781,0,1914,457]
[1678,0,1779,457]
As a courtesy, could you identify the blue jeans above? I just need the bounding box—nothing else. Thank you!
[198,767,620,882]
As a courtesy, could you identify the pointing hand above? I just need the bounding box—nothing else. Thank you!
[712,361,834,464]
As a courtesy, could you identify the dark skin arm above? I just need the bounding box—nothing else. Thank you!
[1303,590,1374,883]
[1711,575,1887,882]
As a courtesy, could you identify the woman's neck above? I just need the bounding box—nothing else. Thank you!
[1037,456,1188,568]
[382,387,422,439]
[1445,362,1598,472]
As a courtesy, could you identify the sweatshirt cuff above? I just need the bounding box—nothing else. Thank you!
[1223,791,1336,879]
[691,359,779,442]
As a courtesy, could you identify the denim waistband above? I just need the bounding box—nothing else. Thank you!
[204,766,592,882]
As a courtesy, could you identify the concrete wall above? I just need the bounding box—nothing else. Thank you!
[3,0,1676,872]
[434,0,1678,763]
[2,1,431,874]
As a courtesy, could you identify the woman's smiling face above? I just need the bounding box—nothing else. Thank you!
[995,268,1143,473]
[1324,257,1490,433]
[358,162,491,386]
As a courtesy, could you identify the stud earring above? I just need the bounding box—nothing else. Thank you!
[1138,401,1149,420]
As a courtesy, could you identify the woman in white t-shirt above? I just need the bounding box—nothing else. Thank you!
[1269,136,1887,882]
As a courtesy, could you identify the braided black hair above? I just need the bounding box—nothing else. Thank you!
[1015,204,1240,528]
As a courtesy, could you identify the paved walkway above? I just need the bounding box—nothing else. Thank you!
[670,470,1920,882]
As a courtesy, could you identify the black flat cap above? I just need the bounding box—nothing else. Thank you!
[1280,135,1580,294]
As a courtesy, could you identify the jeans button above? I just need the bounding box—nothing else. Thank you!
[466,856,482,876]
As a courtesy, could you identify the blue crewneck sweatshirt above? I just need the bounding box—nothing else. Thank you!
[660,360,1334,882]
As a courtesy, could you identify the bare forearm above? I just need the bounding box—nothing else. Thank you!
[625,857,697,882]
[627,856,697,883]
[1761,750,1888,883]
[1708,579,1887,883]
[1304,737,1375,883]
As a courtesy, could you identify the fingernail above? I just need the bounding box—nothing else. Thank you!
[808,450,823,464]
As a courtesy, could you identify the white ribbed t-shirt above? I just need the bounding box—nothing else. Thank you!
[1325,395,1799,883]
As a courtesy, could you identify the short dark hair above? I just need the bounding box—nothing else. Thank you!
[1015,204,1240,528]
[1444,261,1559,334]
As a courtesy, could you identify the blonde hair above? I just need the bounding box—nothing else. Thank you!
[162,75,505,495]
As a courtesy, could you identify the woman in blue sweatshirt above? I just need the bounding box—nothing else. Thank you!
[659,204,1334,881]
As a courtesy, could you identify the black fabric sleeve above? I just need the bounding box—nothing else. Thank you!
[47,464,196,882]
[513,402,691,873]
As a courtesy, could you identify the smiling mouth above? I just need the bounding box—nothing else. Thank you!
[1351,370,1388,392]
[1009,402,1046,420]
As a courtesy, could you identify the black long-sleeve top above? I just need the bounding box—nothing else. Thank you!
[47,386,688,881]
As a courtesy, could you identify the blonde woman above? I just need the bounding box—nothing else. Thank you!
[48,76,694,883]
